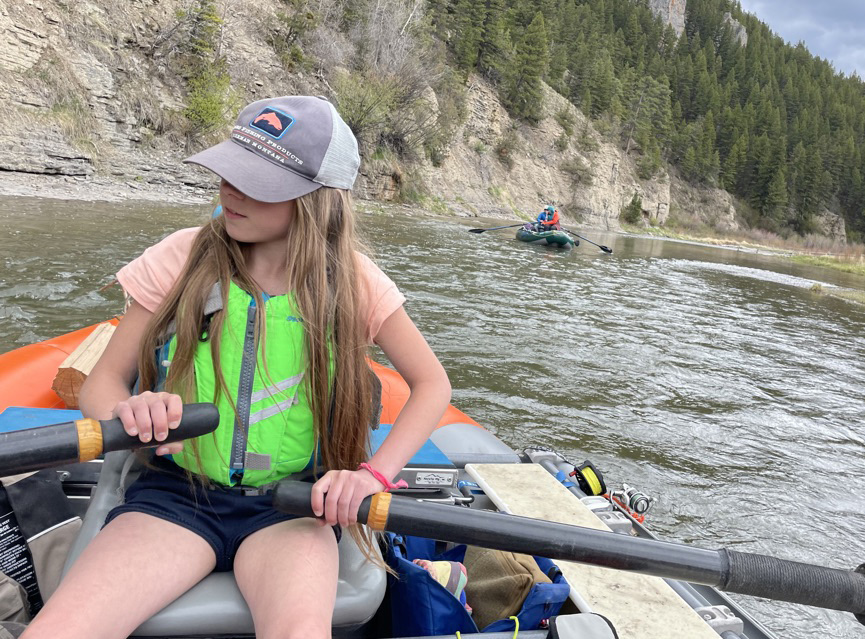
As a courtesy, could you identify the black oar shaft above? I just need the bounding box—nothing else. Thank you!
[0,403,219,476]
[468,223,527,233]
[0,425,82,474]
[272,481,865,620]
[562,228,612,253]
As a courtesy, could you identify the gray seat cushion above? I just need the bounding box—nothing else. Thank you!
[430,422,521,467]
[64,452,385,636]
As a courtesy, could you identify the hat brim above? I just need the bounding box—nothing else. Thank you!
[184,140,322,203]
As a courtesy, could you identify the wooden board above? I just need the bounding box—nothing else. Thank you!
[51,322,115,408]
[465,463,720,639]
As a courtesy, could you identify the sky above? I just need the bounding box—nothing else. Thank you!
[736,0,865,78]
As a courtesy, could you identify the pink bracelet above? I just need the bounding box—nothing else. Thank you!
[359,462,408,492]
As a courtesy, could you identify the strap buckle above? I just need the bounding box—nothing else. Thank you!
[238,482,278,496]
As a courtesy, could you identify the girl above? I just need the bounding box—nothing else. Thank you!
[22,96,451,639]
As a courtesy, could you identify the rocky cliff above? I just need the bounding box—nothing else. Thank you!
[723,12,748,47]
[648,0,687,38]
[0,0,743,233]
[411,80,671,230]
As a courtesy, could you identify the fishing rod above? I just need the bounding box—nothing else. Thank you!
[0,403,219,476]
[272,481,865,624]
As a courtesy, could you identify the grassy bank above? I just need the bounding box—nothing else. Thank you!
[626,224,865,277]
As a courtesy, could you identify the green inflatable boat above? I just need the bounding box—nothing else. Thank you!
[515,226,578,248]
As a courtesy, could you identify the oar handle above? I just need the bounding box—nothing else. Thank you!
[271,479,378,526]
[272,479,865,622]
[720,550,865,623]
[0,402,219,476]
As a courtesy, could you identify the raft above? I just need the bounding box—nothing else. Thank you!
[515,226,577,248]
[0,323,778,639]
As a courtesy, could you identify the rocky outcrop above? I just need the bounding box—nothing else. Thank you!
[648,0,686,38]
[0,0,316,203]
[417,79,671,231]
[723,12,748,47]
[669,176,739,232]
[815,209,847,242]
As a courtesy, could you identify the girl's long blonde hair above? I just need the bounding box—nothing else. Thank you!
[137,186,373,482]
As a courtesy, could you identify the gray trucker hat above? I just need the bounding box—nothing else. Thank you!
[184,96,360,202]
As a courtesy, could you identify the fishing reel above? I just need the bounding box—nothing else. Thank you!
[610,484,655,516]
[568,461,606,496]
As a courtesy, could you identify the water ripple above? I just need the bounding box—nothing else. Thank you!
[3,201,865,638]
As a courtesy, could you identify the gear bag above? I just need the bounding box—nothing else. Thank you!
[385,533,570,637]
[0,471,81,617]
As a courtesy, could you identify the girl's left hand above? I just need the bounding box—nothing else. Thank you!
[311,468,387,527]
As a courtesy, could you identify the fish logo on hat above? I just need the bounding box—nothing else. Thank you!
[250,107,295,139]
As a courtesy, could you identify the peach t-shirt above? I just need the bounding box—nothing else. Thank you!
[116,227,405,343]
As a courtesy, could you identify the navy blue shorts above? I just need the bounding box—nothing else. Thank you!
[105,456,340,572]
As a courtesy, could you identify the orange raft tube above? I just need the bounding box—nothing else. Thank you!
[0,321,480,430]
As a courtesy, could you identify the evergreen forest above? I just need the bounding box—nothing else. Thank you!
[422,0,865,241]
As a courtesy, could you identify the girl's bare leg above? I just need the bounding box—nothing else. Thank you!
[21,513,217,639]
[234,519,339,639]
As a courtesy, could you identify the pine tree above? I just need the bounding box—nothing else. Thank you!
[765,166,789,218]
[585,50,617,117]
[477,0,510,81]
[453,0,483,70]
[502,12,549,122]
[721,135,747,191]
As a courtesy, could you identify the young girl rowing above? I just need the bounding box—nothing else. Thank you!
[22,96,451,639]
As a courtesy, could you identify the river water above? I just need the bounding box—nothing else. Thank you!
[2,196,864,638]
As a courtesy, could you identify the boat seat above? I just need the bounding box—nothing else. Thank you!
[429,422,521,467]
[64,451,386,637]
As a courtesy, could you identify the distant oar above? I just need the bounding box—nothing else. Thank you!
[562,228,613,254]
[273,481,865,624]
[468,223,527,234]
[0,403,219,476]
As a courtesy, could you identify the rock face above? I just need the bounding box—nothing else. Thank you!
[670,176,739,232]
[418,79,671,231]
[0,0,321,203]
[723,12,748,47]
[648,0,687,38]
[815,210,847,242]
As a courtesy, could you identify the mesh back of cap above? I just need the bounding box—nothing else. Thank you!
[315,102,360,189]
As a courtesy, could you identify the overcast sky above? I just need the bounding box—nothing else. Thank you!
[736,0,865,78]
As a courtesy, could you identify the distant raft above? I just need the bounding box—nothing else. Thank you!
[515,226,578,248]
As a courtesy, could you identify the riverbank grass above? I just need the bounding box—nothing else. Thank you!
[625,224,865,277]
[790,255,865,277]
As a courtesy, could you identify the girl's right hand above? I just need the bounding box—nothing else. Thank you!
[113,391,184,456]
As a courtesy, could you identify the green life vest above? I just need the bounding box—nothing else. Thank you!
[162,281,314,487]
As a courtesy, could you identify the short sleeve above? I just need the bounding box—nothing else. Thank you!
[116,228,200,312]
[356,253,405,344]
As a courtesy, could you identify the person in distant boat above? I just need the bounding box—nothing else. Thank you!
[536,205,560,232]
[21,96,451,639]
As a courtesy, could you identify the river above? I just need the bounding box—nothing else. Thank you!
[2,196,864,638]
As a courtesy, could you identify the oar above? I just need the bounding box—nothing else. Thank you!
[468,223,528,234]
[561,228,613,254]
[0,403,219,476]
[273,481,865,623]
